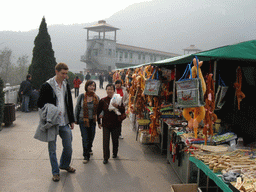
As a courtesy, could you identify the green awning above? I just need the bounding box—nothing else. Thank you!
[195,40,256,61]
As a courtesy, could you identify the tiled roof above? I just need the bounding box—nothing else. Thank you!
[116,43,179,57]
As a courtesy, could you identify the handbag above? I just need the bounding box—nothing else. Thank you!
[215,74,228,110]
[118,113,126,122]
[144,68,161,96]
[176,56,205,108]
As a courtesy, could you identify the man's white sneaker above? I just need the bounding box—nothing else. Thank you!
[119,135,124,139]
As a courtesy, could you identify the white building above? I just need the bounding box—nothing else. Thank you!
[81,20,179,71]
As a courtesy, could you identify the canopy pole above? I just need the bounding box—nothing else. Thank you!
[213,60,217,92]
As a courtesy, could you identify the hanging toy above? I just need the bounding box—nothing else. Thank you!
[203,74,217,144]
[182,57,206,138]
[234,66,245,110]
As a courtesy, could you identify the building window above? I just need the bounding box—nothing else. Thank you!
[154,56,156,61]
[130,52,133,59]
[93,49,98,56]
[143,54,146,60]
[150,55,153,61]
[120,52,123,58]
[116,51,118,57]
[125,52,128,59]
[138,54,141,60]
[108,49,112,56]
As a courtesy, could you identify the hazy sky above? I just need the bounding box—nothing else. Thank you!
[1,0,149,32]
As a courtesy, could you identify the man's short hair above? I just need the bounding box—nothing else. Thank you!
[55,63,69,72]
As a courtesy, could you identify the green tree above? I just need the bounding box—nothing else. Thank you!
[67,71,75,90]
[29,17,56,89]
[0,77,4,128]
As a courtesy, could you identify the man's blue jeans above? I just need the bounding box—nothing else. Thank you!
[48,125,73,175]
[21,95,30,112]
[79,120,96,159]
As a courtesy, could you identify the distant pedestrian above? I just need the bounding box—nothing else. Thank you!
[108,72,113,84]
[85,72,91,81]
[74,80,100,164]
[18,74,32,112]
[35,62,76,182]
[99,73,104,89]
[73,76,82,97]
[97,84,125,164]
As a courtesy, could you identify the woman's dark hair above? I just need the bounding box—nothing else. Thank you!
[115,80,122,85]
[26,74,31,80]
[106,83,115,91]
[84,80,96,92]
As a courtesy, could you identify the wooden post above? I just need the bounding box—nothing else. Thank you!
[87,30,89,40]
[213,60,217,92]
[114,30,117,41]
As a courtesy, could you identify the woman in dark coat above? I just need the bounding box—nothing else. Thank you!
[97,84,125,164]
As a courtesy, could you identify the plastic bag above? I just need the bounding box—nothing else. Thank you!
[109,94,122,115]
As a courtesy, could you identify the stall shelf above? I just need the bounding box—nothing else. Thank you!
[167,124,198,183]
[189,156,234,192]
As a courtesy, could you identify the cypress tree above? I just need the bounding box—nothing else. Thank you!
[0,77,4,128]
[29,17,57,89]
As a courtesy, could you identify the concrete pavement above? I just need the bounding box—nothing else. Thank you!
[0,80,181,192]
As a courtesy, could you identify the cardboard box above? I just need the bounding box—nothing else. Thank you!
[170,184,201,192]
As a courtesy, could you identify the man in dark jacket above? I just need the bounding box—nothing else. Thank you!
[37,63,76,182]
[99,73,104,89]
[85,72,91,81]
[19,74,32,112]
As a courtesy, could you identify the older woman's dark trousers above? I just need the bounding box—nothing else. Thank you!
[103,126,119,160]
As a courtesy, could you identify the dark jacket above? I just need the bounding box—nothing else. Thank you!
[19,80,32,96]
[85,74,91,80]
[99,75,104,82]
[37,79,75,125]
[97,96,125,128]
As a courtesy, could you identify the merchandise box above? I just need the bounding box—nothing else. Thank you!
[170,184,201,192]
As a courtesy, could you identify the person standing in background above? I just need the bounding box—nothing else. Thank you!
[19,74,32,112]
[73,76,82,98]
[85,72,91,81]
[108,72,113,84]
[99,73,104,89]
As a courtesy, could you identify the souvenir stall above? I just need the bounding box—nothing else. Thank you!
[112,64,179,154]
[113,40,256,192]
[164,40,256,192]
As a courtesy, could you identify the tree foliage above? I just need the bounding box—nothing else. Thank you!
[29,17,57,89]
[0,48,29,86]
[67,71,75,90]
[0,77,4,126]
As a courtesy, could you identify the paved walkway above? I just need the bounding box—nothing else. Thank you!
[0,80,181,192]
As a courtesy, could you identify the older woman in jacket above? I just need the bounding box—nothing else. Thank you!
[74,80,99,164]
[97,84,125,164]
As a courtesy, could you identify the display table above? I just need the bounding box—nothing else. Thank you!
[189,156,233,192]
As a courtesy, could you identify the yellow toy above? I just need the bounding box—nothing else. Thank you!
[182,58,206,138]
